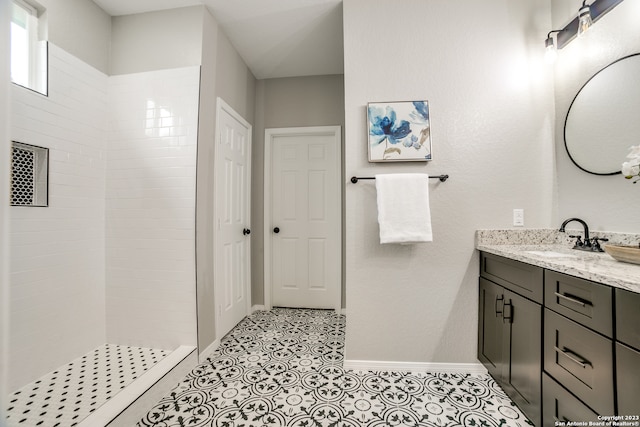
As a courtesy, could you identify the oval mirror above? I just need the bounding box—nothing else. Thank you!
[564,53,640,175]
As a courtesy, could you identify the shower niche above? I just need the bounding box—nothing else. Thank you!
[10,141,48,207]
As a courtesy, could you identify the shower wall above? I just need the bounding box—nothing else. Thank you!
[105,67,199,349]
[8,44,199,393]
[9,44,108,392]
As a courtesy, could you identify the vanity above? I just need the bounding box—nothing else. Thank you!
[476,230,640,427]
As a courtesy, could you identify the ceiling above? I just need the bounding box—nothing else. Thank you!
[92,0,344,79]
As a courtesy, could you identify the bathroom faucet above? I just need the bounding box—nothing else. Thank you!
[559,218,592,250]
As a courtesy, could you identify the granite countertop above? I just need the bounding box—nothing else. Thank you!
[476,229,640,294]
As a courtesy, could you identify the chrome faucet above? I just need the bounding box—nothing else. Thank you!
[559,218,607,252]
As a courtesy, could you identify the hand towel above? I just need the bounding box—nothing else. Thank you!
[375,173,432,244]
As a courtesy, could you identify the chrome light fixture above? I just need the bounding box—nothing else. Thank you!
[577,1,593,38]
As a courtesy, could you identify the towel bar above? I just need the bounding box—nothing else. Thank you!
[350,175,449,184]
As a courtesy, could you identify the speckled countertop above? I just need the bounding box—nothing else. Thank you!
[476,229,640,294]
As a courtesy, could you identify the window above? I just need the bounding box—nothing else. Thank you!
[10,0,47,95]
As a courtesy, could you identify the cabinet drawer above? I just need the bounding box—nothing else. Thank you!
[616,288,640,351]
[544,309,614,415]
[480,252,543,303]
[542,373,598,426]
[544,270,613,337]
[616,342,640,415]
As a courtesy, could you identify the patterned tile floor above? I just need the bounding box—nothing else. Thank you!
[138,308,533,427]
[6,344,169,427]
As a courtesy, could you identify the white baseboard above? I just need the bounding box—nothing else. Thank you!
[343,359,488,374]
[198,339,220,362]
[251,304,265,313]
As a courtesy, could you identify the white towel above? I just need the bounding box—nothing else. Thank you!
[375,173,433,244]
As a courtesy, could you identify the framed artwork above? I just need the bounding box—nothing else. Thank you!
[367,100,432,162]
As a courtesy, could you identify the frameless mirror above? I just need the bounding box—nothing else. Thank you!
[564,53,640,175]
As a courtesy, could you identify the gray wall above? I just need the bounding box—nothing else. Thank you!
[344,0,555,364]
[196,8,257,355]
[110,6,203,75]
[40,0,111,74]
[252,75,345,307]
[553,0,640,233]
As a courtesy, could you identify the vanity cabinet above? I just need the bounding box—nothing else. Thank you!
[478,253,542,426]
[479,251,640,426]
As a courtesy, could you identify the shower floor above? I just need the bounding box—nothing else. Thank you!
[6,344,170,427]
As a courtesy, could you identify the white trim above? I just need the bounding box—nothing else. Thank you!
[251,304,265,313]
[213,97,252,341]
[80,346,197,427]
[198,339,220,363]
[263,126,342,312]
[343,360,488,374]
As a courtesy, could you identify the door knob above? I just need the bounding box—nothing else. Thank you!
[273,227,280,234]
[243,228,251,235]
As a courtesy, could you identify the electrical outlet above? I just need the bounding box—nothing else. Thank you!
[513,209,524,227]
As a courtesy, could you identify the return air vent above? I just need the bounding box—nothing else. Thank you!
[10,141,48,207]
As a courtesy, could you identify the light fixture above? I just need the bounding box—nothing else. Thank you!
[577,1,593,38]
[544,30,562,64]
[552,0,625,49]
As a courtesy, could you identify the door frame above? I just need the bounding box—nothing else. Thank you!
[263,126,342,312]
[213,97,252,341]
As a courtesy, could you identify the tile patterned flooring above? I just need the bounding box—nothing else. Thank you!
[138,308,533,427]
[6,344,169,427]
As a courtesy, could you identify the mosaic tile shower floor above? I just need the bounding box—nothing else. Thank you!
[138,308,532,427]
[6,344,169,427]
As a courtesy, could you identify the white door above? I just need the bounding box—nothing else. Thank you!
[214,98,252,339]
[265,126,341,310]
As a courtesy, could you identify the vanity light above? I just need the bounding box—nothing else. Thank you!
[552,0,625,49]
[577,1,593,38]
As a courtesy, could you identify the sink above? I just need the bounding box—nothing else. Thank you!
[524,250,579,259]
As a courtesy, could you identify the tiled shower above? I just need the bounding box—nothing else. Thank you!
[7,44,200,426]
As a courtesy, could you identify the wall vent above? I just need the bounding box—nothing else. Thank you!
[11,141,48,207]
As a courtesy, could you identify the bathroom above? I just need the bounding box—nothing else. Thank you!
[1,0,639,426]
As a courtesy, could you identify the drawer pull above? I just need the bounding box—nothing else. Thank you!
[554,346,592,368]
[495,295,504,317]
[554,292,592,307]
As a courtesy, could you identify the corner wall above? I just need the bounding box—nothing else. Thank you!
[39,0,111,74]
[553,0,640,233]
[196,8,257,354]
[343,0,555,363]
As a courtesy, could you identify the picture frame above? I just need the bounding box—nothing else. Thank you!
[367,100,432,162]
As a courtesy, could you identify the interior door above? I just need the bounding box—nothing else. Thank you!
[214,98,252,339]
[265,127,341,310]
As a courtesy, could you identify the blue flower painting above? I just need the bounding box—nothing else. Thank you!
[368,101,432,162]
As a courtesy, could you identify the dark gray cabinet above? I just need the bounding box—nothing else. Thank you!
[543,309,614,415]
[615,288,640,414]
[542,373,598,424]
[479,254,542,426]
[479,251,640,426]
